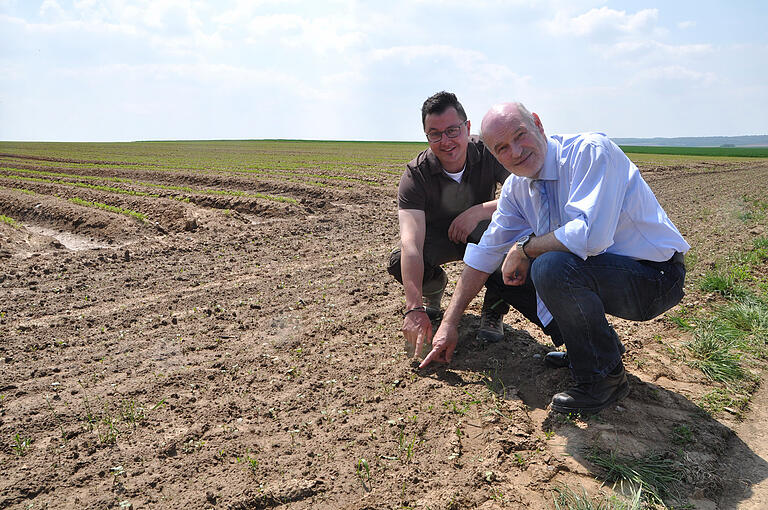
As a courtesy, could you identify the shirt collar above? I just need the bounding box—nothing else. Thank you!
[527,137,559,183]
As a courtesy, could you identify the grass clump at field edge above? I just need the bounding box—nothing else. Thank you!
[552,484,642,510]
[667,235,768,416]
[585,448,682,506]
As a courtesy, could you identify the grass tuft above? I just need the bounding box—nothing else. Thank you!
[552,484,642,510]
[685,322,745,383]
[585,448,681,505]
[699,268,749,299]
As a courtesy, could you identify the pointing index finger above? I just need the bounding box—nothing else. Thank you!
[419,347,438,369]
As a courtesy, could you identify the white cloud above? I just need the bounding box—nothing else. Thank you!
[39,0,65,19]
[677,20,696,29]
[212,0,302,26]
[632,65,717,86]
[606,40,713,58]
[545,7,659,38]
[242,13,366,55]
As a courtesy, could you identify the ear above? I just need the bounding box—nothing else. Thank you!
[531,113,545,136]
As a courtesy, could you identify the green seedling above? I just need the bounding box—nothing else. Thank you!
[45,395,67,443]
[0,214,19,228]
[356,458,371,491]
[121,399,146,426]
[12,433,32,456]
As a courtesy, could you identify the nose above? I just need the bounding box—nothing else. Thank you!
[439,134,455,147]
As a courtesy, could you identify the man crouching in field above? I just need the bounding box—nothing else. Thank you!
[420,102,690,414]
[388,91,510,356]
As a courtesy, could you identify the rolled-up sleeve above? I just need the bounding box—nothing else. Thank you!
[464,182,532,273]
[553,137,628,260]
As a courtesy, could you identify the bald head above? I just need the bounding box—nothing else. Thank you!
[480,102,548,178]
[480,102,536,140]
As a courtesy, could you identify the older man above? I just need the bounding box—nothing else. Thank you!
[388,92,510,356]
[420,102,689,414]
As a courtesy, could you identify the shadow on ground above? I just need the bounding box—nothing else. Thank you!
[419,314,768,508]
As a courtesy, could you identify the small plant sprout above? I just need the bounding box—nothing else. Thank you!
[121,399,146,427]
[111,465,126,484]
[671,424,694,445]
[356,458,371,491]
[247,456,259,474]
[12,433,32,456]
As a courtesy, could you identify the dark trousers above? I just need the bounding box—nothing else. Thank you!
[522,251,685,382]
[387,220,508,312]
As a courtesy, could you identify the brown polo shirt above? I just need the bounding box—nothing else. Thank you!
[398,136,509,233]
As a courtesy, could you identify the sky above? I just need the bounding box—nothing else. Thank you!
[1,0,766,142]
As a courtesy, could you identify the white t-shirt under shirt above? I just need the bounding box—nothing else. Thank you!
[443,165,465,183]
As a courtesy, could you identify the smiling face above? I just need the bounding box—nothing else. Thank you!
[481,104,548,179]
[424,107,471,173]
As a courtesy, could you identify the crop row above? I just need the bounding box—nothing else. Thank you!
[0,167,297,204]
[0,140,419,174]
[68,197,147,221]
[0,155,403,178]
[0,158,388,189]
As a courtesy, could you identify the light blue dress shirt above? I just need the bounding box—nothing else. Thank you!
[464,132,690,326]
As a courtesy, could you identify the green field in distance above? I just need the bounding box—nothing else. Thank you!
[620,145,768,158]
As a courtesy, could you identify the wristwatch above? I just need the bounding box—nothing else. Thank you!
[517,234,533,260]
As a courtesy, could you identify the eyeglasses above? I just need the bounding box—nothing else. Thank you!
[425,121,467,143]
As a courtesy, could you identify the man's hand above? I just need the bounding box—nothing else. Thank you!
[501,244,530,286]
[448,206,480,244]
[402,310,433,358]
[419,321,458,368]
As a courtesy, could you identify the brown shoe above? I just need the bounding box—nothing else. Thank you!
[476,297,505,343]
[422,270,447,319]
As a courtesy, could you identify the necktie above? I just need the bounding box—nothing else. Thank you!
[532,180,550,235]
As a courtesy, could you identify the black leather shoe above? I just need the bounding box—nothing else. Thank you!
[551,366,629,414]
[545,351,569,368]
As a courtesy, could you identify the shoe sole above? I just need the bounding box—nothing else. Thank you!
[550,381,630,415]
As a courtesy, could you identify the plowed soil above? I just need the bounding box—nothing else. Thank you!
[1,143,768,509]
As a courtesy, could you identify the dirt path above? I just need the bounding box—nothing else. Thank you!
[719,381,768,509]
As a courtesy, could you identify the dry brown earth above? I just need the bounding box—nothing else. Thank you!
[1,148,767,509]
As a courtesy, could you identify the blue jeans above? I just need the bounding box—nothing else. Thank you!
[490,251,685,383]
